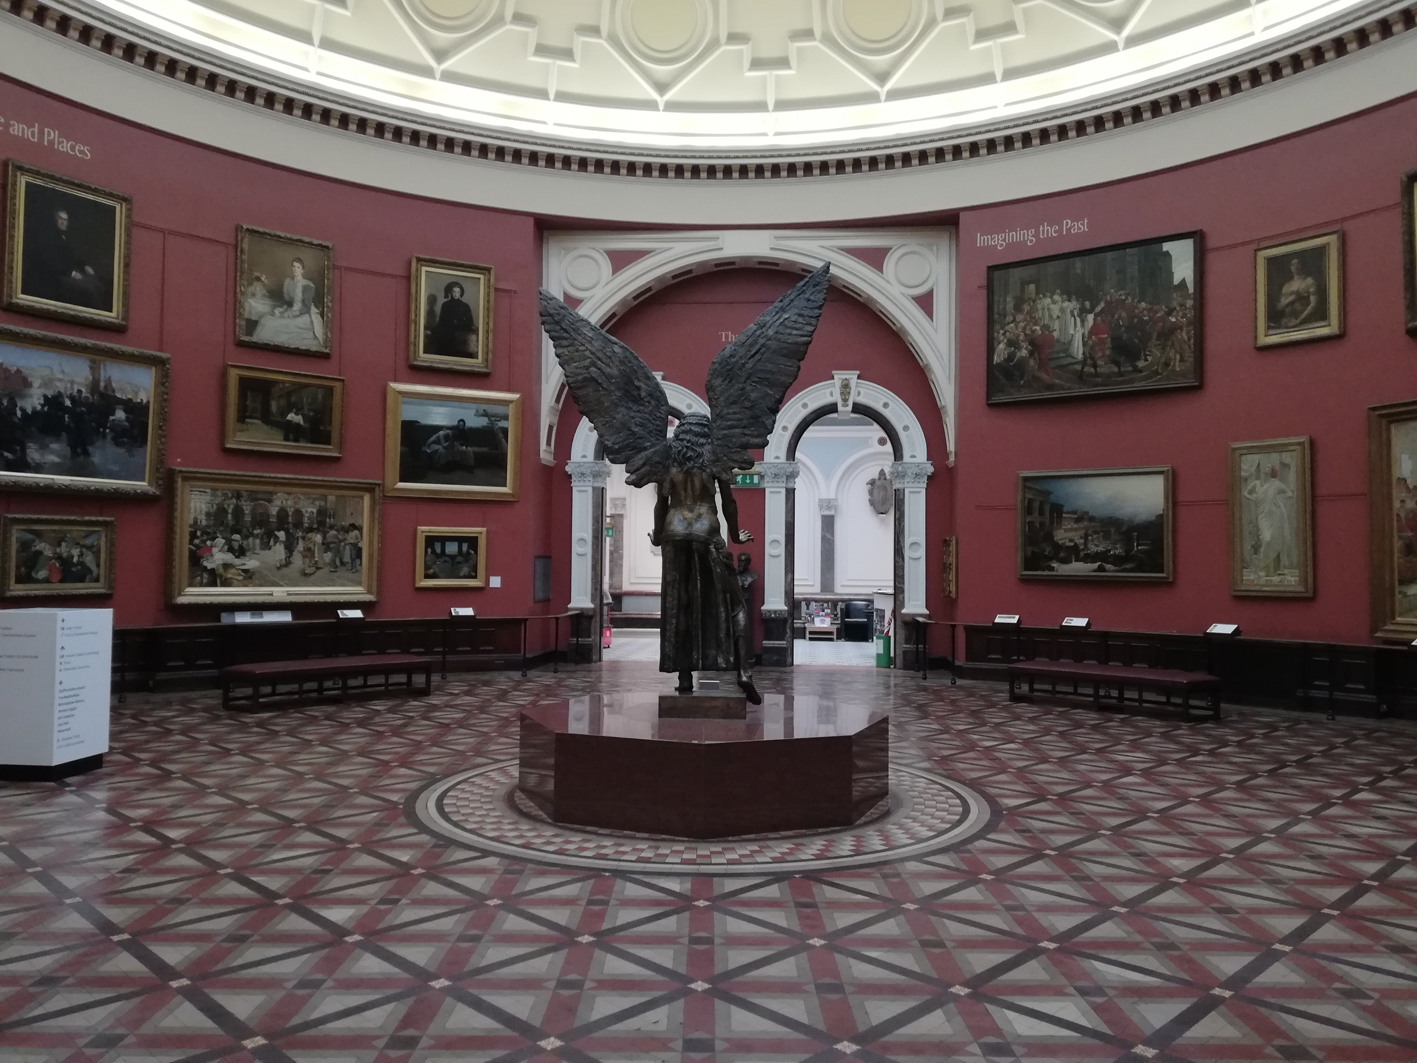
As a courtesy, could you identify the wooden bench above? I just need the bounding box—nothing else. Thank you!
[1008,659,1221,719]
[221,654,435,710]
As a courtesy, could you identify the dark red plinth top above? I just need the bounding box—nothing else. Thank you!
[519,692,888,745]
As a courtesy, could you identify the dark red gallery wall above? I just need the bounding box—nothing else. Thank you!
[0,77,558,628]
[552,268,956,643]
[955,95,1417,644]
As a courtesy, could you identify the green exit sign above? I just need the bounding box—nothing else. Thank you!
[604,526,614,537]
[734,473,763,488]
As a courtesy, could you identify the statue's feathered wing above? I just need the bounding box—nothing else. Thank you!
[706,264,831,475]
[539,290,671,487]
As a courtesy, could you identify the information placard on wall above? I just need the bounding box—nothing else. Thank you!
[0,609,112,778]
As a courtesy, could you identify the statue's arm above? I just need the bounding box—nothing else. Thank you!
[650,484,668,547]
[719,477,753,544]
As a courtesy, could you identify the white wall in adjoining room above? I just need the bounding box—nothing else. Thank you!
[607,463,662,595]
[794,419,895,597]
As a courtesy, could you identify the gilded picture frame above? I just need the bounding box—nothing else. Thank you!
[0,322,168,496]
[1,514,115,598]
[986,232,1202,405]
[1254,231,1343,348]
[1402,171,1417,337]
[1369,399,1417,640]
[1228,437,1313,597]
[171,468,380,606]
[415,526,487,589]
[3,160,131,330]
[1018,466,1173,581]
[385,382,520,501]
[409,256,494,374]
[224,364,345,458]
[235,225,333,357]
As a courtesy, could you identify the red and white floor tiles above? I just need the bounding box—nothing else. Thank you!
[3,662,1417,1062]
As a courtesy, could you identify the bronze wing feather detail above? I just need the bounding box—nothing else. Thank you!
[539,290,672,487]
[705,263,831,475]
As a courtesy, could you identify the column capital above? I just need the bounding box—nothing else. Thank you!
[566,461,610,487]
[759,461,799,487]
[890,461,935,488]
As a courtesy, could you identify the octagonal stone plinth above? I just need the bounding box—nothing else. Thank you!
[518,692,888,839]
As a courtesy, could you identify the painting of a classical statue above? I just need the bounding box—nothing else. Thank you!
[1229,437,1312,597]
[540,265,831,702]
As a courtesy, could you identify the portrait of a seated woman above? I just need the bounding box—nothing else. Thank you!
[245,256,325,351]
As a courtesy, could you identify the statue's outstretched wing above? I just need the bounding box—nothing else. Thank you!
[705,264,831,474]
[539,291,671,487]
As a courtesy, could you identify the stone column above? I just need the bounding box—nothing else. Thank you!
[892,460,935,669]
[566,461,609,662]
[818,497,838,594]
[759,461,799,667]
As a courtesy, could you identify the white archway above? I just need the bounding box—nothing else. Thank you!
[542,228,955,466]
[564,380,708,612]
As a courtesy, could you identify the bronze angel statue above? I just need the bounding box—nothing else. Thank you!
[540,264,831,704]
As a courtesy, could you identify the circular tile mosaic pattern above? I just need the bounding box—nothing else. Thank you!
[407,760,996,874]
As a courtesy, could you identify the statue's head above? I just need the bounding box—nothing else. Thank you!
[670,412,712,470]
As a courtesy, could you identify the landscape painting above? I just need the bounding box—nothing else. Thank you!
[1229,437,1313,597]
[988,233,1201,405]
[385,383,520,501]
[0,326,167,495]
[1018,467,1172,580]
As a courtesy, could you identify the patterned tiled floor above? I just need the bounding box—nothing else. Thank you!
[4,662,1417,1062]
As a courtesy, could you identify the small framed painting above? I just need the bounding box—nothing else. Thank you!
[1369,399,1417,639]
[1403,171,1417,337]
[224,364,344,458]
[3,161,131,330]
[1018,466,1172,581]
[0,323,169,496]
[942,536,957,598]
[385,383,520,501]
[235,226,333,356]
[1,514,115,597]
[409,256,494,373]
[1228,437,1313,597]
[1255,231,1343,347]
[171,468,379,606]
[416,527,486,589]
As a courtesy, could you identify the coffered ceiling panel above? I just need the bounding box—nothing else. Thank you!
[64,0,1395,153]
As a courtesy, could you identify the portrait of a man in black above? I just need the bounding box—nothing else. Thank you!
[19,188,115,312]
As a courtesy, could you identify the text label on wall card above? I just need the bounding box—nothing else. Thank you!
[1060,617,1091,629]
[222,610,294,624]
[993,614,1021,626]
[450,607,477,617]
[337,610,365,619]
[1206,623,1241,636]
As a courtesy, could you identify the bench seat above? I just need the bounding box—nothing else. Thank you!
[221,654,434,710]
[1008,659,1220,718]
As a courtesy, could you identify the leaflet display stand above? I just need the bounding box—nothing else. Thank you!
[0,609,112,781]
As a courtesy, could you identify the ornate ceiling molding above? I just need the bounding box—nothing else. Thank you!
[3,0,1412,179]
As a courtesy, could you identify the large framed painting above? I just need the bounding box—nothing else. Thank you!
[1228,437,1313,597]
[171,468,379,606]
[987,233,1201,405]
[1254,232,1343,348]
[235,226,332,356]
[415,526,486,589]
[1369,400,1417,639]
[1403,171,1417,337]
[409,256,493,374]
[3,161,131,330]
[1,514,115,598]
[385,383,520,501]
[224,364,344,458]
[0,323,168,495]
[1018,466,1172,580]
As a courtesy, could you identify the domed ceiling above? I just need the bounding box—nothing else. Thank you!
[63,0,1396,155]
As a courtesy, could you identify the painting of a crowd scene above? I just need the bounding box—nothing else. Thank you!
[224,364,344,457]
[1370,400,1417,639]
[0,326,167,494]
[1,515,114,597]
[1018,467,1172,581]
[415,527,486,589]
[171,469,379,605]
[987,233,1201,405]
[1229,437,1313,597]
[385,383,520,501]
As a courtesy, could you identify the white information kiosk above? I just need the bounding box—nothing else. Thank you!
[0,608,113,781]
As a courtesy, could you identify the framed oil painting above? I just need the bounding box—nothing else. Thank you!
[415,527,486,589]
[1,514,115,598]
[171,468,379,606]
[1255,232,1343,348]
[385,383,520,501]
[942,536,957,598]
[409,256,493,373]
[1369,400,1417,639]
[1403,171,1417,337]
[0,323,168,495]
[224,364,344,458]
[235,226,332,356]
[3,161,130,330]
[987,233,1201,405]
[1018,466,1173,581]
[1228,437,1313,597]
